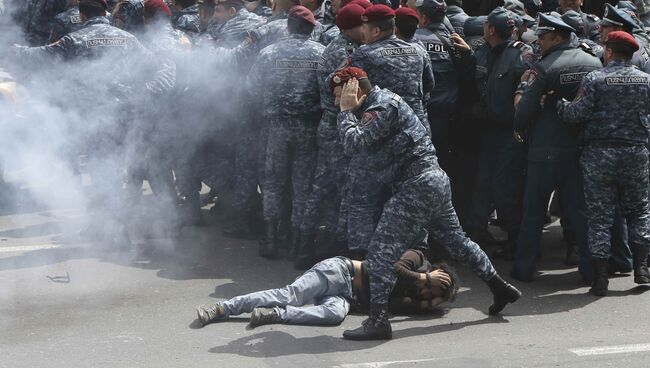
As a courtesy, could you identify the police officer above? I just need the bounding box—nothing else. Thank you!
[330,68,521,340]
[243,0,272,18]
[18,0,69,45]
[465,7,532,259]
[512,12,602,283]
[445,0,468,36]
[111,0,145,32]
[171,0,200,34]
[49,1,84,42]
[556,31,650,295]
[561,10,603,58]
[412,0,469,171]
[557,0,599,41]
[295,3,365,269]
[210,0,266,47]
[249,6,325,258]
[599,3,650,74]
[14,0,175,247]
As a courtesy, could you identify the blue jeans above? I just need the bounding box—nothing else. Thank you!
[222,258,353,325]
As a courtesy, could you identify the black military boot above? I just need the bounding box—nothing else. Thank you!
[591,258,609,296]
[259,219,278,258]
[342,303,392,340]
[633,249,650,284]
[294,231,316,270]
[487,274,522,315]
[286,228,300,261]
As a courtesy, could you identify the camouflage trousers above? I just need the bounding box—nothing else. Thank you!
[368,164,497,304]
[262,120,318,228]
[299,122,349,235]
[232,121,267,212]
[581,145,650,259]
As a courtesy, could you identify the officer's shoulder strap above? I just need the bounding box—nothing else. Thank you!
[579,41,596,56]
[586,14,600,22]
[509,40,526,49]
[388,92,402,108]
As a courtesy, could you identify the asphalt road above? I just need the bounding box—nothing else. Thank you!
[1,196,649,368]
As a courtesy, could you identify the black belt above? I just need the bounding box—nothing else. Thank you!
[587,141,645,148]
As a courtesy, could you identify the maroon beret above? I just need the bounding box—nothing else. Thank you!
[330,67,369,91]
[341,0,371,8]
[395,6,419,23]
[362,4,395,23]
[288,5,318,26]
[144,0,172,17]
[605,30,640,51]
[336,4,366,30]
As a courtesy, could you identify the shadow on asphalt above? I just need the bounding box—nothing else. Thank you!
[208,330,387,357]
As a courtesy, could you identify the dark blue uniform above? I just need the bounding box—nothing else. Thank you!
[512,35,602,282]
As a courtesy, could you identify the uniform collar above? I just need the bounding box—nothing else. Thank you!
[606,59,633,67]
[83,16,110,27]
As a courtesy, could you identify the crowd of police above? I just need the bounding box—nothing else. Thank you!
[2,0,650,340]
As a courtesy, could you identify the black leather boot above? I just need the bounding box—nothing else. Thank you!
[259,219,278,258]
[633,249,650,284]
[343,303,392,340]
[294,231,316,270]
[591,258,609,296]
[286,227,300,261]
[487,274,521,315]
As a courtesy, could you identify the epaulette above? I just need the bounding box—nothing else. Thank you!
[579,41,596,56]
[510,40,526,49]
[586,14,600,22]
[388,93,402,107]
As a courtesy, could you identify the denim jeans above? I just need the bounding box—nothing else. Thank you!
[222,257,353,325]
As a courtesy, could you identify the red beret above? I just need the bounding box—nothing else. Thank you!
[288,5,318,26]
[144,0,172,17]
[605,30,640,52]
[395,7,419,23]
[336,4,366,30]
[341,0,372,8]
[330,67,369,91]
[362,4,395,23]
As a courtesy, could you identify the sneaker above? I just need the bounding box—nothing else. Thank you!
[249,307,281,328]
[197,302,228,326]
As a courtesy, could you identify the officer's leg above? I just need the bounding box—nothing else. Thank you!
[260,124,290,257]
[345,172,438,340]
[491,134,525,253]
[617,147,650,283]
[512,161,557,282]
[283,295,350,325]
[580,148,616,292]
[287,126,317,259]
[466,143,496,244]
[610,209,632,273]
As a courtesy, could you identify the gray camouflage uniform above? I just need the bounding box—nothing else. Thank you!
[557,60,650,260]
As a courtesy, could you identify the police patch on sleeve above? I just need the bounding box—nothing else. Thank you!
[361,111,378,126]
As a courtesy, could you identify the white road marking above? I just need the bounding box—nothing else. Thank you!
[0,244,61,253]
[570,343,650,356]
[336,358,442,368]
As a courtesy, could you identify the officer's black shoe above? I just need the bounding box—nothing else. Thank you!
[221,210,257,240]
[259,220,278,258]
[633,250,650,284]
[487,274,521,315]
[590,258,609,296]
[286,228,300,261]
[343,303,392,340]
[294,231,316,270]
[249,307,281,328]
